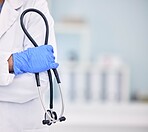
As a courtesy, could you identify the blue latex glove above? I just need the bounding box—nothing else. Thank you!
[13,45,59,75]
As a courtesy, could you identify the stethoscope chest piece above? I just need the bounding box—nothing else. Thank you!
[43,110,66,126]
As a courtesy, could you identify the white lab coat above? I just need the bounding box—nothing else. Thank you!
[0,0,57,131]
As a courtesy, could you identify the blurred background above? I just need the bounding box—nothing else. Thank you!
[47,0,148,132]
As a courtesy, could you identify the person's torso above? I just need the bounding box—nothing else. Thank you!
[0,0,50,103]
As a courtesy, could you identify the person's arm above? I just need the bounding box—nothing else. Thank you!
[0,0,57,85]
[8,55,13,73]
[8,0,58,75]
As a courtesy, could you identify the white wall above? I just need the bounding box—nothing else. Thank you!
[47,1,148,131]
[50,0,148,96]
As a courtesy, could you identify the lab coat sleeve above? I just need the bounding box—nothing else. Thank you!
[0,52,15,85]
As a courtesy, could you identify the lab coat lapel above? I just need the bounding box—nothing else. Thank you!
[0,0,23,38]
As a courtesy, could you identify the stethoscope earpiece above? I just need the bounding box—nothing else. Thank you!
[42,119,52,126]
[20,8,66,126]
[59,116,66,122]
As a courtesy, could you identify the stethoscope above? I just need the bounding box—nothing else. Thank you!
[20,8,66,126]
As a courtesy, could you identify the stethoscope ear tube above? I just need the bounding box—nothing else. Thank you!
[20,8,49,47]
[20,8,49,88]
[20,8,66,125]
[53,69,61,83]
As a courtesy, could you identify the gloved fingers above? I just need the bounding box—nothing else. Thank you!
[46,45,54,53]
[48,54,55,62]
[33,45,54,54]
[12,45,58,75]
[49,63,59,69]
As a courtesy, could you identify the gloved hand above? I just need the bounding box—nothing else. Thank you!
[13,45,59,75]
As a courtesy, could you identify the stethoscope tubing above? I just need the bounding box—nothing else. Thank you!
[20,8,54,109]
[20,8,64,123]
